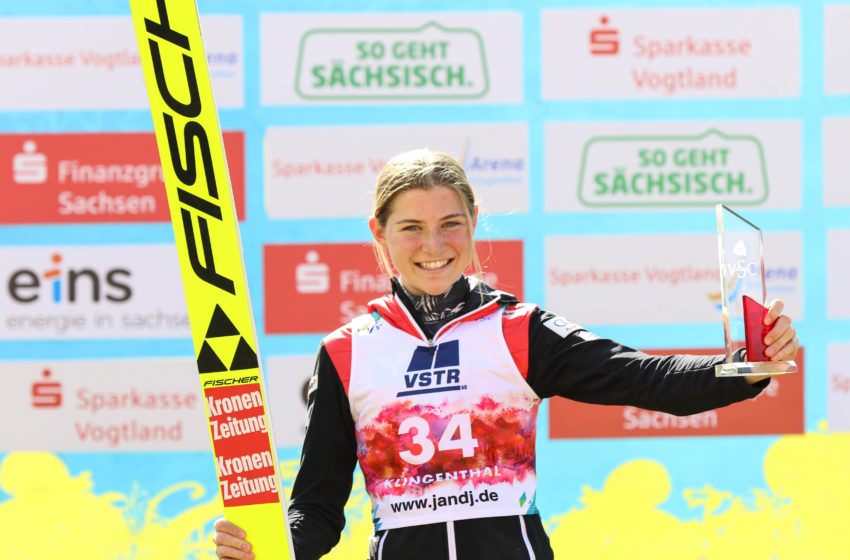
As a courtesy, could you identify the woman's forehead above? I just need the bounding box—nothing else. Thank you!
[386,185,467,219]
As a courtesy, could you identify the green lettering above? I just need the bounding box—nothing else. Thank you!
[594,172,609,195]
[668,172,682,195]
[645,173,664,195]
[413,65,428,87]
[727,172,745,194]
[611,169,627,195]
[444,65,464,87]
[311,65,326,87]
[329,63,345,87]
[694,172,708,194]
[364,65,382,87]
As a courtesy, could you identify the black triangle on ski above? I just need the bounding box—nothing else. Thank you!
[197,340,228,373]
[205,304,240,338]
[230,337,259,371]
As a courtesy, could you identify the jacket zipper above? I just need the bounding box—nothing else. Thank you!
[397,296,503,347]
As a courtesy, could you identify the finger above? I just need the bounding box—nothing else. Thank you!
[764,299,785,326]
[772,335,799,362]
[215,544,254,560]
[764,317,794,356]
[767,328,798,361]
[764,314,792,346]
[213,531,251,552]
[214,518,247,539]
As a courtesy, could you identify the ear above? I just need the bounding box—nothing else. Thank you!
[472,204,479,231]
[369,216,387,247]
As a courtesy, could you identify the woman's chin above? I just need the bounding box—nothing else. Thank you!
[403,275,456,296]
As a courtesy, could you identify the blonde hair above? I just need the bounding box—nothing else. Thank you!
[372,148,483,281]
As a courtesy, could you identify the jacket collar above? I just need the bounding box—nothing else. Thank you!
[367,276,518,341]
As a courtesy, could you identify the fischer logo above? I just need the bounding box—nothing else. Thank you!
[141,2,235,295]
[8,252,131,304]
[203,375,260,388]
[32,369,62,408]
[589,15,619,56]
[398,340,464,397]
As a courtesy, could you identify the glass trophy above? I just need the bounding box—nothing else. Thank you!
[715,204,797,377]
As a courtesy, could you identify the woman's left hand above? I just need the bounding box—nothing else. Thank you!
[762,299,799,362]
[744,298,799,385]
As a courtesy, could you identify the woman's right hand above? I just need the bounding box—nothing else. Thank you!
[213,518,254,560]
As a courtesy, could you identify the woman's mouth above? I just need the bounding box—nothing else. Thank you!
[417,258,452,271]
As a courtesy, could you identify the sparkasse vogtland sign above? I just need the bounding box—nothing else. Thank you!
[541,7,799,99]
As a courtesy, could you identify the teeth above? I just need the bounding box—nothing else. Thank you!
[419,259,450,270]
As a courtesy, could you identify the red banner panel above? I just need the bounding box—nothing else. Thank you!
[0,131,245,224]
[264,240,524,334]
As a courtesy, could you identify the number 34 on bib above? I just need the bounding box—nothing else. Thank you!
[398,413,478,465]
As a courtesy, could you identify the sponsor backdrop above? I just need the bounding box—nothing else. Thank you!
[0,1,847,559]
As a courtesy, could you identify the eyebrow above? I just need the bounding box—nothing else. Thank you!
[394,213,467,225]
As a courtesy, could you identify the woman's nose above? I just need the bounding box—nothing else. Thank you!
[422,228,445,252]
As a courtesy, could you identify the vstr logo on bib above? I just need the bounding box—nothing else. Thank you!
[399,340,464,397]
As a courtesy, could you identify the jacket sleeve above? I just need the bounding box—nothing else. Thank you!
[525,308,768,416]
[287,342,358,560]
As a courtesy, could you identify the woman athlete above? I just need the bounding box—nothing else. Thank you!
[213,149,799,560]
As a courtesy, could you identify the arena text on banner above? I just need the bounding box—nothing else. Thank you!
[128,0,294,557]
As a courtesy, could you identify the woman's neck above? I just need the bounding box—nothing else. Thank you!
[396,276,469,338]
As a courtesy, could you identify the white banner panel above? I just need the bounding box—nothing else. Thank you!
[0,15,243,110]
[260,12,522,105]
[265,355,314,449]
[0,245,189,339]
[265,122,528,218]
[828,230,850,319]
[545,121,801,212]
[828,343,850,432]
[822,118,850,207]
[824,5,850,95]
[544,232,802,325]
[541,8,799,99]
[0,359,209,451]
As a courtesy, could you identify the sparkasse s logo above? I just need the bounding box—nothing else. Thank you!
[7,251,131,304]
[32,369,62,408]
[590,15,619,56]
[398,340,464,397]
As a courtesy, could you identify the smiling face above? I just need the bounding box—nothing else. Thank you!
[369,185,477,296]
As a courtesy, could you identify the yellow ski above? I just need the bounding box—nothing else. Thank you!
[129,1,293,557]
